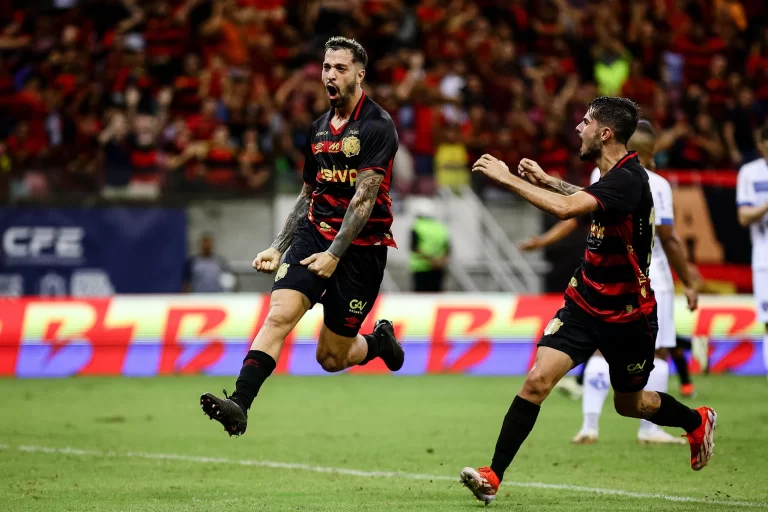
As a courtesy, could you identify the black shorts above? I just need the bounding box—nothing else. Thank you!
[272,219,387,337]
[538,297,658,392]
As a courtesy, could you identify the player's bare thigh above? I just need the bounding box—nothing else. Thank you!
[315,324,365,372]
[251,289,311,360]
[520,346,577,405]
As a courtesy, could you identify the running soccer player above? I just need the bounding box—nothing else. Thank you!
[460,97,716,505]
[736,125,768,380]
[521,120,701,442]
[571,120,700,445]
[200,37,404,436]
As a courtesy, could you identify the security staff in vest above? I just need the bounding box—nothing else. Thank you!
[410,198,451,292]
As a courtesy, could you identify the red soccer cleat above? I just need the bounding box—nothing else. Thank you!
[685,406,717,471]
[460,466,500,504]
[680,383,696,398]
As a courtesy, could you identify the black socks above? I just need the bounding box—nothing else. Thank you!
[358,333,380,365]
[671,347,691,386]
[490,395,541,481]
[648,392,702,433]
[231,350,276,411]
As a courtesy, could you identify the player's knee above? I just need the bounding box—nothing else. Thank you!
[316,350,347,373]
[521,368,556,402]
[263,303,298,332]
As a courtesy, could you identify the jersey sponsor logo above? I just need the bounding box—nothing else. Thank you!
[626,359,647,374]
[318,167,358,185]
[315,131,329,137]
[589,222,605,240]
[349,299,367,314]
[275,263,289,282]
[312,141,343,155]
[341,136,361,157]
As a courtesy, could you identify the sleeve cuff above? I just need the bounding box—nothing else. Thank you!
[737,202,754,207]
[659,218,673,225]
[583,191,604,211]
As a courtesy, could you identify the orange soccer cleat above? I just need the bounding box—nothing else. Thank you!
[680,383,696,398]
[685,406,717,471]
[460,466,500,504]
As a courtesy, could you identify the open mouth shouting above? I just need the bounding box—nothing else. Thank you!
[326,83,339,101]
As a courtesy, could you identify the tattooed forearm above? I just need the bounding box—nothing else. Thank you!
[544,177,583,196]
[271,183,312,253]
[328,170,383,258]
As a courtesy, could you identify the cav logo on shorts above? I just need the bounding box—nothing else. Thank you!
[626,360,647,374]
[349,299,367,314]
[275,263,289,282]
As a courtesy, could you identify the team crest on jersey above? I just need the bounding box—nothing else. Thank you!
[544,318,563,336]
[341,136,361,157]
[275,263,289,282]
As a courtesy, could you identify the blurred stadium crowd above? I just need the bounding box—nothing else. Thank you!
[0,0,766,202]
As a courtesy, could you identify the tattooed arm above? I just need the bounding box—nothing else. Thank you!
[517,158,583,196]
[542,177,584,196]
[328,170,384,258]
[271,182,313,253]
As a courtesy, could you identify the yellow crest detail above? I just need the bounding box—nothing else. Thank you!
[275,263,289,282]
[640,286,647,298]
[341,136,361,157]
[544,318,563,336]
[569,277,578,288]
[626,305,634,313]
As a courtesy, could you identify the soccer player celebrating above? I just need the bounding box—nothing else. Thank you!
[200,37,404,436]
[736,125,768,380]
[571,120,700,445]
[523,121,701,444]
[460,98,716,505]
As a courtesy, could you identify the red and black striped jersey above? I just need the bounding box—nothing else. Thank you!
[303,92,399,248]
[565,152,657,323]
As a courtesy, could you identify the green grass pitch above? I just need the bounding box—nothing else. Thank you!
[1,375,766,511]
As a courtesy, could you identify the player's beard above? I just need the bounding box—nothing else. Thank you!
[579,133,602,161]
[328,81,357,109]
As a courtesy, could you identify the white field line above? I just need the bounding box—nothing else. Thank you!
[3,444,766,508]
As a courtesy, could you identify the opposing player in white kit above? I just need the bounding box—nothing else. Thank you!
[736,126,768,379]
[522,120,701,444]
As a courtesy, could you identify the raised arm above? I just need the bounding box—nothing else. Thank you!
[473,155,599,220]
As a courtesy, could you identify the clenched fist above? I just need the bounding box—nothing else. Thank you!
[253,247,282,273]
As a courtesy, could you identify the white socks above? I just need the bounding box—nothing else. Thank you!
[581,355,610,432]
[639,358,669,434]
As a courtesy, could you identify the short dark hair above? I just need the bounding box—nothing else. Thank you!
[325,37,368,69]
[587,96,640,145]
[635,119,656,138]
[760,124,768,142]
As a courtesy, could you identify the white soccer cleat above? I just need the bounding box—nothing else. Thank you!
[637,428,687,445]
[555,377,583,400]
[572,429,599,444]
